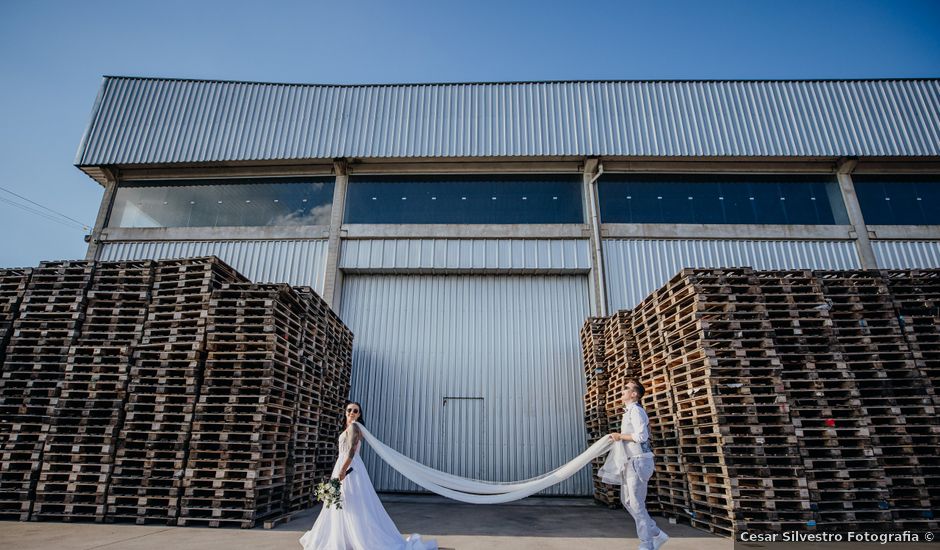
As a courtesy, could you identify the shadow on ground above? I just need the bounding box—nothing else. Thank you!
[279,495,713,540]
[0,496,729,550]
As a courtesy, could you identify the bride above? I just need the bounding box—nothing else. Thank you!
[299,402,437,550]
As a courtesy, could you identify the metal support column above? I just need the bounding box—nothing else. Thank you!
[322,159,349,308]
[84,167,118,261]
[836,158,879,269]
[583,158,608,316]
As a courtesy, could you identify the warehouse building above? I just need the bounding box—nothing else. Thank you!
[75,77,940,496]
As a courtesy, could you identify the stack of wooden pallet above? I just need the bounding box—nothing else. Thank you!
[179,283,304,527]
[581,317,609,439]
[673,269,812,536]
[582,267,940,537]
[290,286,354,515]
[0,261,94,520]
[883,269,940,527]
[886,269,940,401]
[0,268,31,366]
[603,311,640,428]
[632,280,691,522]
[580,317,615,505]
[0,256,355,527]
[604,311,641,506]
[758,270,890,531]
[819,271,937,530]
[107,257,247,524]
[32,261,156,522]
[284,287,324,515]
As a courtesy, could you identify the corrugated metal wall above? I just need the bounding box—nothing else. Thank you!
[441,397,486,480]
[341,239,591,272]
[77,77,940,165]
[873,240,940,268]
[340,274,592,495]
[604,239,862,311]
[98,240,329,292]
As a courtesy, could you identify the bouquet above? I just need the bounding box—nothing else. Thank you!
[315,478,343,509]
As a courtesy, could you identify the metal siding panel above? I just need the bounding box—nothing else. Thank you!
[441,398,485,479]
[77,78,940,165]
[340,239,592,271]
[98,240,328,292]
[603,239,862,311]
[340,274,592,495]
[873,241,940,269]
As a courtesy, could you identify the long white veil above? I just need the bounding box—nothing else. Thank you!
[356,423,627,504]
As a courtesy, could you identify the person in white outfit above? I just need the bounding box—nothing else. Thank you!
[299,402,437,550]
[607,380,669,550]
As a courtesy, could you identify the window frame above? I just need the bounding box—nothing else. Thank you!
[597,172,850,226]
[342,173,585,225]
[106,176,336,229]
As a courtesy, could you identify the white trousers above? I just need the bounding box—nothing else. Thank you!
[620,456,662,550]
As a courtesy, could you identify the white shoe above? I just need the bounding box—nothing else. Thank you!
[652,531,670,550]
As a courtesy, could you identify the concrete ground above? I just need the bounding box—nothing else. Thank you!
[0,495,730,550]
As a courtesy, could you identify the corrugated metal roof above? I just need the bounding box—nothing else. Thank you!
[76,77,940,167]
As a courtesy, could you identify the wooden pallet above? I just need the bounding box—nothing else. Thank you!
[177,284,304,526]
[0,262,95,518]
[581,268,940,535]
[0,257,354,527]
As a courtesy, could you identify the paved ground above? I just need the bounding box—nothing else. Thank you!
[0,495,730,550]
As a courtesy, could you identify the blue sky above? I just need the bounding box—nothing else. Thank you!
[0,0,938,266]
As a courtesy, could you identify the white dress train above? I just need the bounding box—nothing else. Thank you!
[299,425,437,550]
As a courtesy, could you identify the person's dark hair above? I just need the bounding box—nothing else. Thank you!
[626,379,646,400]
[344,401,365,427]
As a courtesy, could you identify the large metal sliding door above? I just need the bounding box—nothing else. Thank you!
[339,274,592,495]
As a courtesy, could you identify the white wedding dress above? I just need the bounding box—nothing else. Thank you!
[299,424,437,550]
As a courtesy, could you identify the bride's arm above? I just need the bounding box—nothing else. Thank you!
[338,424,362,481]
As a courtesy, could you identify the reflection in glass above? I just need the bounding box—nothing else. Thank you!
[108,178,334,228]
[345,175,582,224]
[853,175,940,225]
[599,175,849,225]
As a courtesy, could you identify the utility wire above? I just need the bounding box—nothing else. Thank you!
[0,196,87,230]
[0,196,89,231]
[0,185,92,230]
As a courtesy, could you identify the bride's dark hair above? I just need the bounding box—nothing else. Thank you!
[344,401,365,427]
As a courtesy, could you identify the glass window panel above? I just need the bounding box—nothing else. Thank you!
[748,181,785,224]
[599,174,847,225]
[108,178,334,228]
[625,182,666,224]
[658,180,694,223]
[780,182,819,225]
[854,175,940,225]
[717,181,756,224]
[689,181,723,224]
[344,175,582,224]
[915,183,940,223]
[854,180,890,224]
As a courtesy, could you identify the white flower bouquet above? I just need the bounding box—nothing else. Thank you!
[316,478,343,509]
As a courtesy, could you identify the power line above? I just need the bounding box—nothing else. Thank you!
[0,185,92,229]
[0,196,89,232]
[0,196,87,230]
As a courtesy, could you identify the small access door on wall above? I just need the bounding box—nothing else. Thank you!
[441,397,485,480]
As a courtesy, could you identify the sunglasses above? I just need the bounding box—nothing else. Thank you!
[346,408,360,414]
